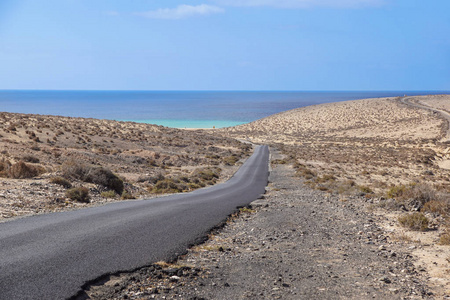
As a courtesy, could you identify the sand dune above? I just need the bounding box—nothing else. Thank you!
[224,97,444,144]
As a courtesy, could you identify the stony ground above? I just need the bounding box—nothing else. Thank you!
[79,149,434,300]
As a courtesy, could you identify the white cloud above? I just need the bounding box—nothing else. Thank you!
[213,0,386,8]
[136,4,224,20]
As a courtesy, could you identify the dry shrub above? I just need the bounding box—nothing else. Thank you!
[387,183,438,211]
[62,161,123,194]
[358,185,373,194]
[66,187,90,203]
[271,159,287,165]
[422,200,450,215]
[22,155,40,163]
[85,167,124,194]
[296,167,316,180]
[439,232,450,245]
[315,174,336,183]
[121,190,135,200]
[403,183,436,205]
[387,185,406,199]
[223,155,239,166]
[101,190,116,198]
[61,161,89,179]
[0,159,11,177]
[151,179,183,194]
[191,167,221,183]
[8,161,45,179]
[398,212,429,231]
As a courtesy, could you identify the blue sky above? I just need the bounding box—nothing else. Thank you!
[0,0,448,90]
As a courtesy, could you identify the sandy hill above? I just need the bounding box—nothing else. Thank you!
[0,112,250,220]
[220,96,450,196]
[224,97,444,144]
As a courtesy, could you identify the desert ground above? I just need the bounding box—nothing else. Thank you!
[417,94,450,114]
[218,95,450,297]
[221,96,450,194]
[2,95,450,298]
[0,113,250,220]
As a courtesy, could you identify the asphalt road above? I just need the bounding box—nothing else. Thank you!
[0,145,269,300]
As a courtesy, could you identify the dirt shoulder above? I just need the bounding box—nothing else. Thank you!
[80,149,433,299]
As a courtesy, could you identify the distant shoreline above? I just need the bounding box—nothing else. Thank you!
[2,90,447,129]
[118,119,245,129]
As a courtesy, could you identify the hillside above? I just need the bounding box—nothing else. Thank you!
[221,96,449,194]
[0,112,250,220]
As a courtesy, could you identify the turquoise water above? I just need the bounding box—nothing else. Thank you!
[121,119,245,129]
[0,90,447,128]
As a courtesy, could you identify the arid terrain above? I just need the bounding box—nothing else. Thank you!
[417,95,450,114]
[222,97,449,192]
[0,113,250,220]
[219,95,450,297]
[2,95,450,299]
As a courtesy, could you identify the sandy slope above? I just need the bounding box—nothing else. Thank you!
[223,97,443,144]
[417,94,450,113]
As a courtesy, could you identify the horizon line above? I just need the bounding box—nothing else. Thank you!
[0,89,449,93]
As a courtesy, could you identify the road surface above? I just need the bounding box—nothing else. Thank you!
[0,145,269,300]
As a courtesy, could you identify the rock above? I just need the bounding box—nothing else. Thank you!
[379,277,391,284]
[389,288,399,294]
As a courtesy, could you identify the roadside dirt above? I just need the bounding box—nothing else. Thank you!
[80,149,434,300]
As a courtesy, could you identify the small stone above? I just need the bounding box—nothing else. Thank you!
[379,277,391,284]
[389,288,399,294]
[170,275,180,282]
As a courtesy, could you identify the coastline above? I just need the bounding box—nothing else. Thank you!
[1,90,447,130]
[118,119,245,129]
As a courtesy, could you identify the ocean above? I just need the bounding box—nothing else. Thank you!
[0,91,446,128]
